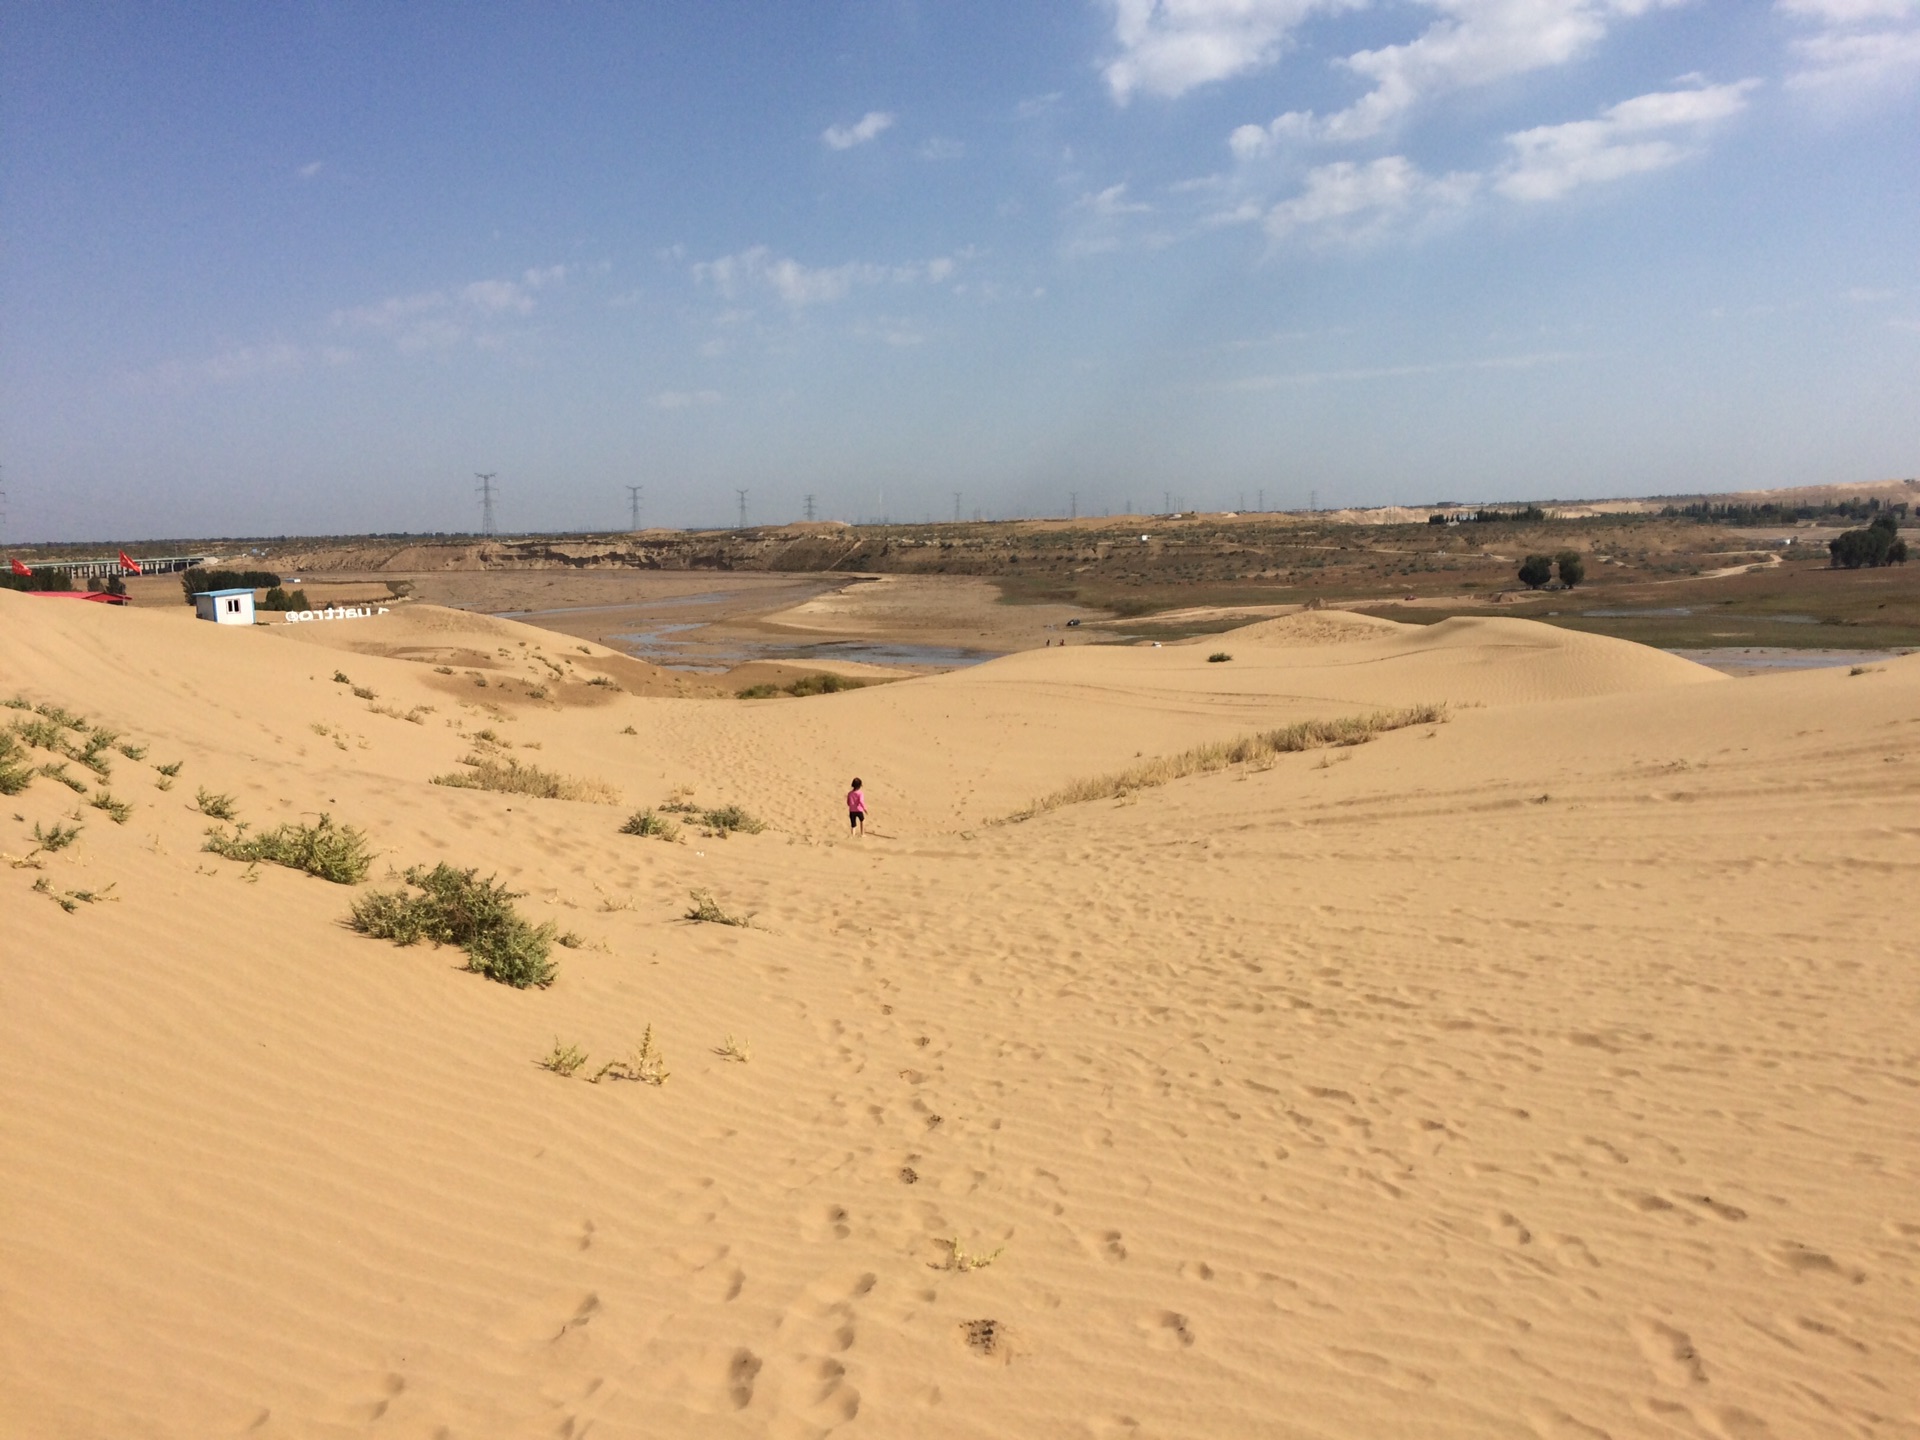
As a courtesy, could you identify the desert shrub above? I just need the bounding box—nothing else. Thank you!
[786,672,864,696]
[204,813,374,884]
[586,675,619,689]
[2,696,27,710]
[333,671,351,684]
[0,732,33,795]
[88,791,132,823]
[700,804,764,835]
[116,741,147,760]
[1517,555,1554,589]
[195,787,239,820]
[739,673,868,699]
[349,862,557,988]
[431,755,618,804]
[1555,550,1585,587]
[351,685,376,701]
[32,819,82,851]
[1207,652,1232,663]
[620,809,680,840]
[1005,703,1447,821]
[33,703,86,731]
[685,888,751,926]
[14,716,68,751]
[591,1026,669,1085]
[155,760,184,777]
[540,1039,589,1076]
[41,762,87,792]
[76,731,115,777]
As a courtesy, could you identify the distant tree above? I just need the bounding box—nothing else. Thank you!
[1556,550,1586,587]
[1829,514,1907,569]
[1517,554,1554,589]
[104,574,127,596]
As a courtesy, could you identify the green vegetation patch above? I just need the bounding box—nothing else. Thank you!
[204,813,374,884]
[350,863,558,988]
[432,755,618,804]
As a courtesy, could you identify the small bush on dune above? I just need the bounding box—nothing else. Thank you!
[350,863,558,988]
[88,791,133,823]
[0,732,33,795]
[738,673,867,699]
[685,889,752,927]
[32,820,81,852]
[40,761,87,792]
[204,813,374,884]
[700,804,764,835]
[1207,652,1232,663]
[14,717,68,752]
[432,755,618,804]
[196,787,239,820]
[620,809,680,840]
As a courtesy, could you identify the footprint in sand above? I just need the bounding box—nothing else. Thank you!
[1630,1316,1706,1385]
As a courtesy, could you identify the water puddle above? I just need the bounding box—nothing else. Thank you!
[608,629,995,673]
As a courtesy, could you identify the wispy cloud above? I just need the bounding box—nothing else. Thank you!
[1495,81,1758,200]
[330,266,567,350]
[1227,349,1581,389]
[1780,0,1920,89]
[822,111,895,149]
[1228,0,1685,152]
[297,160,324,180]
[1015,91,1065,118]
[649,389,722,409]
[691,247,957,308]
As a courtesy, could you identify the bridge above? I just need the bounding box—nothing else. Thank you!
[12,554,213,580]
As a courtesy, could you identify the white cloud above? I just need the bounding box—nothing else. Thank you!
[1102,0,1352,102]
[1083,182,1154,217]
[822,111,895,149]
[1779,0,1920,90]
[1495,80,1757,200]
[330,266,565,350]
[1264,155,1478,242]
[649,389,722,410]
[692,247,958,307]
[1780,0,1915,20]
[297,161,323,179]
[1230,0,1687,150]
[1228,348,1579,388]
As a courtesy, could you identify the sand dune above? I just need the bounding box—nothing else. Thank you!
[3,588,1918,1439]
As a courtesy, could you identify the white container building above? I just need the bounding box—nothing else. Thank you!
[193,588,256,625]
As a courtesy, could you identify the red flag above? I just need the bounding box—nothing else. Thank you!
[9,558,30,576]
[118,551,142,573]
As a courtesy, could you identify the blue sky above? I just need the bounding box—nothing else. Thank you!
[3,1,1917,540]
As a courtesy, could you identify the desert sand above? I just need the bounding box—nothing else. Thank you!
[3,589,1918,1439]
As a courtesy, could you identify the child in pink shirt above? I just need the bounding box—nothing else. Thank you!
[846,778,866,837]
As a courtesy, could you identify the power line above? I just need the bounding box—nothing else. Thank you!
[803,493,816,522]
[1069,490,1078,520]
[474,473,498,536]
[626,485,643,532]
[735,488,749,530]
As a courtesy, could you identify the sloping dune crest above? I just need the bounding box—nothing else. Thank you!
[3,588,1918,1439]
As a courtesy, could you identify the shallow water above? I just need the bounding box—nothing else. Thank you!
[608,629,994,672]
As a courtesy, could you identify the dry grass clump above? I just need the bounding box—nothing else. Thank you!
[540,1039,589,1077]
[432,755,618,804]
[591,1026,669,1085]
[350,862,558,988]
[33,876,116,912]
[204,814,374,884]
[685,888,752,927]
[1004,703,1447,821]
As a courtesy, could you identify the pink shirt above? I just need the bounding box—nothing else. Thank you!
[847,788,866,813]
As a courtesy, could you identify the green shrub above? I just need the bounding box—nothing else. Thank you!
[32,820,80,851]
[620,809,680,840]
[736,683,781,699]
[0,732,33,795]
[204,813,374,884]
[333,671,351,685]
[195,787,239,820]
[155,760,184,777]
[350,863,558,988]
[88,791,133,823]
[33,702,87,731]
[116,741,148,761]
[1555,550,1585,587]
[1207,652,1232,663]
[14,717,67,751]
[699,804,764,835]
[41,762,87,792]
